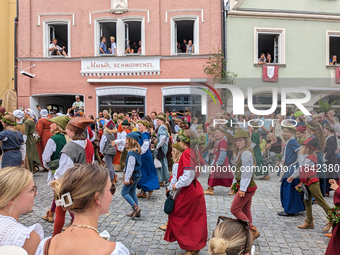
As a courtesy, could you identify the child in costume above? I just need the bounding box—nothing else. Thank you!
[118,119,132,170]
[204,127,233,195]
[278,124,305,216]
[159,142,184,231]
[154,115,170,186]
[136,120,160,199]
[196,124,207,153]
[230,129,260,239]
[250,124,267,180]
[164,130,207,255]
[24,108,41,173]
[112,113,126,171]
[287,137,331,231]
[52,117,94,236]
[0,114,25,168]
[41,116,70,223]
[113,131,143,219]
[100,120,118,184]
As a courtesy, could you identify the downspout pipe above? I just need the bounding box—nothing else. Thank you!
[14,0,18,93]
[221,0,226,71]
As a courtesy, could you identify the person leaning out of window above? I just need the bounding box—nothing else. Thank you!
[258,53,266,65]
[108,36,117,56]
[330,55,338,65]
[100,36,109,54]
[186,40,194,53]
[49,38,67,56]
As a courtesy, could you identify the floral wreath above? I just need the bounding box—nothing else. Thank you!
[1,115,17,126]
[178,129,197,145]
[327,206,340,225]
[137,120,149,128]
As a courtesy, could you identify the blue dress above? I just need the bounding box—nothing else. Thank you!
[280,137,305,214]
[154,125,170,183]
[0,130,24,168]
[137,132,160,192]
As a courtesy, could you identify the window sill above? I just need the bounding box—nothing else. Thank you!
[254,63,286,67]
[326,65,340,69]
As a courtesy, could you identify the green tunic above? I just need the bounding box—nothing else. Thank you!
[24,119,41,171]
[251,131,267,176]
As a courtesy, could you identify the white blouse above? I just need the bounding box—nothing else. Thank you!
[0,215,44,248]
[35,239,129,255]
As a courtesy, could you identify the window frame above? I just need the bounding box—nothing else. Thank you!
[94,17,145,57]
[254,27,286,65]
[170,15,200,55]
[326,30,340,66]
[43,19,71,58]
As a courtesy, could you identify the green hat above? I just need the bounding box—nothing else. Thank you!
[155,115,166,122]
[171,142,185,153]
[294,111,304,118]
[234,129,249,139]
[121,119,130,126]
[48,116,71,130]
[196,124,203,130]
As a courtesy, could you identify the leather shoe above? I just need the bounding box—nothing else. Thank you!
[277,211,295,216]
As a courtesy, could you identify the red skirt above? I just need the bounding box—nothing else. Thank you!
[325,223,340,255]
[164,179,207,251]
[207,163,234,188]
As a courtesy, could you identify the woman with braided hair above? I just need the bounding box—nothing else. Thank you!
[306,120,327,197]
[136,120,160,198]
[164,130,207,255]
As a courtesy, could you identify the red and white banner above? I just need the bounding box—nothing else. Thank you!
[336,67,340,84]
[262,65,279,82]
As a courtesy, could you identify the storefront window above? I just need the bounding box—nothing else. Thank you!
[99,95,145,117]
[164,95,201,115]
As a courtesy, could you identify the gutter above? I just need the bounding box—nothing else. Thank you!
[14,0,18,93]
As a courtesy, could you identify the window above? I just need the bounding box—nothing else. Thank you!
[164,95,202,115]
[95,18,144,56]
[327,31,340,65]
[46,23,69,57]
[255,28,285,64]
[124,21,142,54]
[98,95,145,117]
[171,17,199,55]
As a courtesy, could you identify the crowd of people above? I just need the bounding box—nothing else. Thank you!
[0,105,340,255]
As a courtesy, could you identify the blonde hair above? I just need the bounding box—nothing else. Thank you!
[267,132,275,139]
[51,164,109,212]
[209,219,253,255]
[171,148,182,163]
[52,124,66,135]
[110,36,115,40]
[104,126,117,134]
[126,137,141,154]
[233,138,253,158]
[0,167,33,208]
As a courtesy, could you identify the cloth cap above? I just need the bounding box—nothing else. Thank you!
[48,116,71,130]
[171,142,184,153]
[296,125,307,134]
[294,111,304,117]
[196,124,203,130]
[1,114,17,126]
[56,113,63,116]
[24,108,36,119]
[126,131,142,142]
[121,119,130,126]
[234,129,249,139]
[107,120,115,130]
[303,137,318,151]
[40,109,49,117]
[155,115,166,122]
[13,110,25,120]
[66,117,94,134]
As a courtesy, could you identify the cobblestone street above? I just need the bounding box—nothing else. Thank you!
[21,170,333,255]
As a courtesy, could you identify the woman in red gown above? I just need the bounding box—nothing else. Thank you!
[164,130,207,255]
[36,109,52,165]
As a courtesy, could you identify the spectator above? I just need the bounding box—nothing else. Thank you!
[72,95,84,113]
[181,39,187,53]
[125,39,131,52]
[330,55,338,65]
[258,53,266,65]
[49,38,67,56]
[259,115,272,140]
[296,113,306,127]
[150,111,158,129]
[108,36,117,56]
[132,41,138,53]
[99,36,108,54]
[190,117,199,134]
[177,42,181,53]
[186,40,194,53]
[167,112,178,136]
[266,133,283,166]
[266,53,272,63]
[329,110,339,123]
[137,41,142,54]
[0,167,43,254]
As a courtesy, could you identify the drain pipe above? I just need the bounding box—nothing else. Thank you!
[14,0,18,93]
[221,0,226,71]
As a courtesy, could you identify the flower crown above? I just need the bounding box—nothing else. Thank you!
[178,129,197,144]
[137,120,149,128]
[1,115,17,126]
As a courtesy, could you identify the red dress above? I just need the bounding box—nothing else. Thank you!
[36,118,52,164]
[164,148,207,251]
[325,179,340,255]
[208,138,233,188]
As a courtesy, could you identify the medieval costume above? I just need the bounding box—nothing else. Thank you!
[324,124,339,195]
[250,126,266,178]
[112,115,125,171]
[24,109,41,172]
[36,109,52,165]
[118,120,132,170]
[13,110,29,168]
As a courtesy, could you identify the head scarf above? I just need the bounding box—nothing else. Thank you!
[13,110,25,120]
[40,109,49,118]
[24,108,36,119]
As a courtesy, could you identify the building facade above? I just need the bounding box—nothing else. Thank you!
[225,0,340,114]
[0,0,16,102]
[17,0,222,117]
